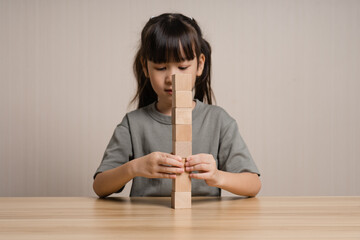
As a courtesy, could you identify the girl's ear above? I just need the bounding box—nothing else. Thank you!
[141,57,149,78]
[196,53,205,77]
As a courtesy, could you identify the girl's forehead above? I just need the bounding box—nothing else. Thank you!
[148,57,196,64]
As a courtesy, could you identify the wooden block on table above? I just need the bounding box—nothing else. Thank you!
[171,191,191,209]
[172,108,192,125]
[172,124,192,141]
[172,141,192,158]
[172,91,193,108]
[172,74,192,91]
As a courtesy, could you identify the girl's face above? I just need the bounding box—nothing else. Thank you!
[144,54,205,107]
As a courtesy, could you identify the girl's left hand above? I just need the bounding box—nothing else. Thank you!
[185,154,221,187]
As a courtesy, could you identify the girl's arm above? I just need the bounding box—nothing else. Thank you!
[93,160,136,198]
[212,171,261,197]
[93,152,184,198]
[185,154,261,197]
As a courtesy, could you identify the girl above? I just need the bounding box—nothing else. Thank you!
[93,13,261,198]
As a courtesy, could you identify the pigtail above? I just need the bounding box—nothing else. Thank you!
[190,18,215,105]
[194,37,214,105]
[131,50,157,109]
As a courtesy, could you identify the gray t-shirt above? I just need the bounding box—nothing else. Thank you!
[95,99,260,196]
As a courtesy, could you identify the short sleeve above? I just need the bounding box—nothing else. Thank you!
[218,120,260,176]
[93,115,134,192]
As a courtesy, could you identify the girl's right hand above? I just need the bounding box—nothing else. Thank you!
[132,152,184,179]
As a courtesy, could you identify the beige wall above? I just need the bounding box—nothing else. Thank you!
[1,0,359,197]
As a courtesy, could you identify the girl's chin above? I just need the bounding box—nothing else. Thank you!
[157,98,172,105]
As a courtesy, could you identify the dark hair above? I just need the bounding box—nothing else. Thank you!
[131,13,214,108]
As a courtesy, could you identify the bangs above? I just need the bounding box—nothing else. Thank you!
[143,18,200,63]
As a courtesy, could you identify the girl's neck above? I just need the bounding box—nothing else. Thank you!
[155,101,172,116]
[155,100,196,116]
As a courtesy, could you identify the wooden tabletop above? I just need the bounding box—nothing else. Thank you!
[1,196,359,239]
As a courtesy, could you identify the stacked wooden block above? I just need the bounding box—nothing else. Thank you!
[171,74,192,209]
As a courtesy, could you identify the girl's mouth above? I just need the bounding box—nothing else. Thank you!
[165,89,173,95]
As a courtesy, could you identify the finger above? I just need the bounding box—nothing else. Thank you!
[187,154,215,167]
[185,155,204,166]
[158,166,184,174]
[160,157,185,168]
[189,172,211,180]
[185,163,211,172]
[156,173,177,179]
[163,153,182,161]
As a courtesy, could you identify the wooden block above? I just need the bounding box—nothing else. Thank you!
[171,191,191,209]
[172,124,192,141]
[172,141,192,158]
[172,74,192,91]
[172,108,192,125]
[172,91,193,108]
[172,165,192,192]
[172,73,192,209]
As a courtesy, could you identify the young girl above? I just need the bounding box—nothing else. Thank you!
[93,13,261,198]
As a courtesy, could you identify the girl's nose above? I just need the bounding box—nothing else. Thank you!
[165,75,172,85]
[166,68,178,84]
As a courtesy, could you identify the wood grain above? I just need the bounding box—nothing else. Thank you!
[172,162,192,192]
[172,124,192,141]
[172,141,192,158]
[0,197,359,239]
[172,91,193,108]
[172,108,192,125]
[172,74,192,91]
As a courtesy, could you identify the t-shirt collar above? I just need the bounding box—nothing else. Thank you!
[146,99,203,125]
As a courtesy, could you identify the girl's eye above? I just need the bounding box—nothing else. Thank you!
[179,66,189,70]
[155,67,166,71]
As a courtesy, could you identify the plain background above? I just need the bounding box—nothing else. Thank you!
[1,0,359,197]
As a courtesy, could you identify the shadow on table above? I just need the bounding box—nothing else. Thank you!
[96,197,171,207]
[95,196,251,208]
[192,196,249,205]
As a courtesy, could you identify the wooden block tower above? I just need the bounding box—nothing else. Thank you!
[171,74,192,209]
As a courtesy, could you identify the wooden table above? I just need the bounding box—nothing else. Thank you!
[0,196,359,239]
